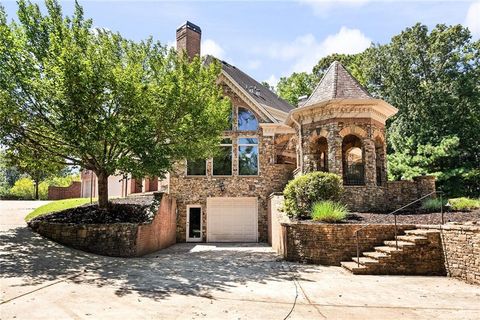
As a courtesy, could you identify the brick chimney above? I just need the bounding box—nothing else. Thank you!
[176,21,201,59]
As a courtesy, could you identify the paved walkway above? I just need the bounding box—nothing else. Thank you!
[1,201,480,319]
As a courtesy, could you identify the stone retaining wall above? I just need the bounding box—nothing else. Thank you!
[48,181,81,200]
[419,224,480,285]
[29,194,177,257]
[268,194,415,265]
[268,194,478,283]
[342,175,436,212]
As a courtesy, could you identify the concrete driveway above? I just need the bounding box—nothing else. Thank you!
[1,201,480,319]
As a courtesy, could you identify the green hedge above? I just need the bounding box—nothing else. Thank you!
[283,172,343,219]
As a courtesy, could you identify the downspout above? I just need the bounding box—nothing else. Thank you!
[291,114,303,173]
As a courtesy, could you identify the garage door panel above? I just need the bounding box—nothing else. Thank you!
[207,197,258,242]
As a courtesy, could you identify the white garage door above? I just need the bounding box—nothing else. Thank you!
[207,197,258,242]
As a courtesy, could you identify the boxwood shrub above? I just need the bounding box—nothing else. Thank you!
[283,172,343,219]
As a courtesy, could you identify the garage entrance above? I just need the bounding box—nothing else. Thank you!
[206,197,258,242]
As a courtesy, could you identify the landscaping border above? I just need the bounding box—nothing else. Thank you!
[28,193,177,257]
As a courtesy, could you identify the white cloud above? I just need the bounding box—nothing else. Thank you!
[299,0,370,16]
[247,59,262,70]
[465,2,480,38]
[202,39,225,59]
[265,74,279,88]
[258,27,371,74]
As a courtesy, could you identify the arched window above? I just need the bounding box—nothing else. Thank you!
[342,135,364,185]
[375,137,385,186]
[237,107,258,131]
[315,137,328,172]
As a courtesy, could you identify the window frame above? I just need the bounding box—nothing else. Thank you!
[212,138,233,176]
[237,137,260,176]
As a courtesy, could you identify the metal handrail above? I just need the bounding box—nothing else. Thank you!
[354,190,444,267]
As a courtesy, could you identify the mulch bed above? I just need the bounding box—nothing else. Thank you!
[344,209,480,225]
[33,196,159,224]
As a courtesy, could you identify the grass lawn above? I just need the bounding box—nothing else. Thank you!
[25,198,94,221]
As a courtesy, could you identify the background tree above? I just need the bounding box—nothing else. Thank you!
[5,146,64,200]
[276,23,479,196]
[276,72,317,106]
[363,24,480,195]
[0,0,230,208]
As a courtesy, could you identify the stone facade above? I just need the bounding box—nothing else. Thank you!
[170,89,294,242]
[48,181,81,200]
[420,224,480,285]
[29,194,177,257]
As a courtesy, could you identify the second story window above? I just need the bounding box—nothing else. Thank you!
[238,107,258,131]
[238,138,259,175]
[213,138,233,176]
[186,159,207,176]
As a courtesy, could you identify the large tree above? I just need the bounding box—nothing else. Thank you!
[363,24,480,195]
[0,0,230,208]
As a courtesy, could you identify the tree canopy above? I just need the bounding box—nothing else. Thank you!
[0,0,230,207]
[277,23,480,196]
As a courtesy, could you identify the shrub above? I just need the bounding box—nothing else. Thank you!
[420,198,445,212]
[449,197,480,211]
[9,177,35,199]
[311,201,348,222]
[283,172,343,219]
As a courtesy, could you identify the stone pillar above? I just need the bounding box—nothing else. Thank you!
[413,175,436,197]
[363,138,376,186]
[328,130,342,177]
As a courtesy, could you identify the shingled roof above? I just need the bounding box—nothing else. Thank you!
[303,61,371,107]
[204,55,294,113]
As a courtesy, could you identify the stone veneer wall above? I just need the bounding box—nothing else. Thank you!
[268,194,416,265]
[169,88,294,242]
[342,175,436,212]
[48,181,81,200]
[29,194,177,257]
[419,224,480,285]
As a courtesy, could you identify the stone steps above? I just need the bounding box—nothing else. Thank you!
[341,228,443,275]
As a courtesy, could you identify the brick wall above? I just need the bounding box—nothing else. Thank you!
[420,224,480,285]
[48,181,81,200]
[29,194,177,257]
[136,194,177,256]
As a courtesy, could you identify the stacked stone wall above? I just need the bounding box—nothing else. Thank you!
[420,224,480,285]
[29,194,177,257]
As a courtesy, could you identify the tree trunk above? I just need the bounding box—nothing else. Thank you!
[97,171,109,209]
[34,180,39,200]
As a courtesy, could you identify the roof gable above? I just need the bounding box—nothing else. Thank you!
[205,55,294,114]
[304,61,371,107]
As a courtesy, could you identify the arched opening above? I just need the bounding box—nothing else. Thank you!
[375,137,385,186]
[342,135,364,185]
[315,137,328,172]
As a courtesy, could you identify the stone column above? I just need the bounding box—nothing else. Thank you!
[328,130,343,177]
[413,175,436,197]
[363,138,376,186]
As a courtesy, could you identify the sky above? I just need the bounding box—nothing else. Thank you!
[2,0,479,87]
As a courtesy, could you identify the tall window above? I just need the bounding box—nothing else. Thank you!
[186,159,206,176]
[213,138,233,176]
[238,138,259,175]
[342,135,364,185]
[238,107,258,131]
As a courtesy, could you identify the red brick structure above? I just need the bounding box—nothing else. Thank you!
[48,181,81,200]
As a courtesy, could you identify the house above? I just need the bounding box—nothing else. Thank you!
[81,21,435,243]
